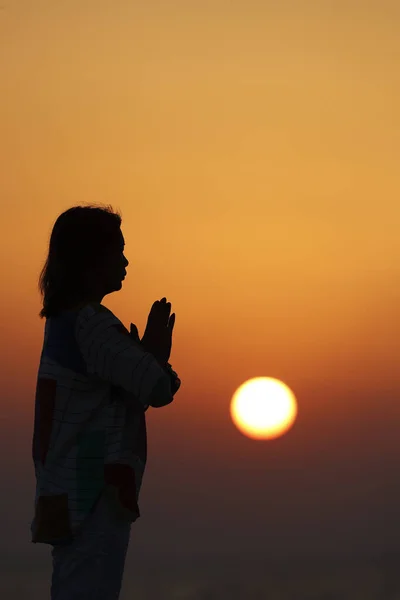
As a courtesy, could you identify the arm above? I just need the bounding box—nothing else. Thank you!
[74,303,173,408]
[129,320,181,403]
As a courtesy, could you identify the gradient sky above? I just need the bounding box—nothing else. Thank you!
[1,0,400,587]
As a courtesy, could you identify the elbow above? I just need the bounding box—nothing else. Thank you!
[147,374,174,408]
[150,394,174,408]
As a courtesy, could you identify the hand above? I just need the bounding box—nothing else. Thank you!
[135,297,175,365]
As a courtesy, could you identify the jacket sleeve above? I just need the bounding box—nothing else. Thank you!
[74,303,173,408]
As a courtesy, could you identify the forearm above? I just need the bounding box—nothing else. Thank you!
[129,324,181,399]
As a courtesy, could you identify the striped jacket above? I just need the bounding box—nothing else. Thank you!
[31,302,180,545]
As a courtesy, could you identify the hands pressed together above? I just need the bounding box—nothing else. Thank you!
[130,297,180,395]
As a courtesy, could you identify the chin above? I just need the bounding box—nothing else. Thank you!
[108,281,123,294]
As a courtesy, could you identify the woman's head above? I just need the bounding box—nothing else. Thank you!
[38,204,129,318]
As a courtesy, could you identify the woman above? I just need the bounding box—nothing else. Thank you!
[31,204,181,599]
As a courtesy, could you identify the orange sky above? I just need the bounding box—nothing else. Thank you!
[1,0,400,564]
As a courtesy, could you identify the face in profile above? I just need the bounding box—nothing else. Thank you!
[89,228,129,299]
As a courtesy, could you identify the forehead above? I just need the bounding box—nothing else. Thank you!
[106,229,124,252]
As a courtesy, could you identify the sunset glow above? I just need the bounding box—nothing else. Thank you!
[1,2,400,589]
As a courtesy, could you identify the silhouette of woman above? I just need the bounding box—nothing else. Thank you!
[31,204,181,600]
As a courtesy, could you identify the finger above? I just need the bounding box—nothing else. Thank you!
[149,300,162,321]
[157,298,171,320]
[148,298,169,326]
[169,313,176,331]
[130,323,140,339]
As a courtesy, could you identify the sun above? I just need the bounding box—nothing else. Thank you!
[230,377,298,440]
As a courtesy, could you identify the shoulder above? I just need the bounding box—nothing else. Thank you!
[74,303,124,334]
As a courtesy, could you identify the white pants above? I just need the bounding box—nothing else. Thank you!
[51,490,132,600]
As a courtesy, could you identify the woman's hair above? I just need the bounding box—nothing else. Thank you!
[38,203,122,319]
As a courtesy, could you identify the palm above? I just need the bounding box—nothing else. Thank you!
[140,298,175,364]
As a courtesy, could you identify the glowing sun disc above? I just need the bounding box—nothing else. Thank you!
[230,377,298,440]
